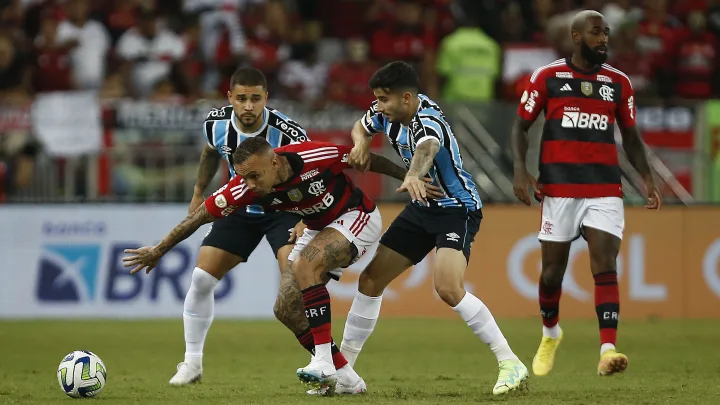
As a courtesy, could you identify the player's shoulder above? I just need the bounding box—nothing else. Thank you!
[267,107,303,127]
[417,94,444,114]
[278,140,338,154]
[204,105,233,122]
[599,63,633,88]
[266,107,307,138]
[529,59,569,83]
[367,99,379,113]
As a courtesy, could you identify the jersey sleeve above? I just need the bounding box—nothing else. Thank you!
[360,101,385,135]
[616,75,636,129]
[411,116,443,148]
[203,120,216,149]
[272,109,310,145]
[329,144,354,174]
[203,176,254,218]
[516,67,549,122]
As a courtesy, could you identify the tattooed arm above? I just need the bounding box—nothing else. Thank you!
[189,145,222,213]
[123,204,216,274]
[157,204,215,254]
[367,152,407,181]
[407,139,440,178]
[398,139,442,205]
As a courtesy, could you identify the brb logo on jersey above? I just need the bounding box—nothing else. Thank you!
[561,107,609,130]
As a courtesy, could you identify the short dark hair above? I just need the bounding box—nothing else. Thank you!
[232,136,273,165]
[368,61,420,93]
[230,67,267,91]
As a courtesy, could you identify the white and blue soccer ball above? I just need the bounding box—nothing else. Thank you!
[57,350,107,398]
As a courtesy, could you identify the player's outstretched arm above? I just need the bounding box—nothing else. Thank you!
[510,117,539,205]
[366,152,407,181]
[123,204,216,274]
[189,145,221,213]
[620,126,662,210]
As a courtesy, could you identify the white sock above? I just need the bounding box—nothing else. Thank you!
[600,343,615,355]
[182,267,219,369]
[452,292,518,362]
[315,342,332,365]
[341,292,383,368]
[543,325,562,339]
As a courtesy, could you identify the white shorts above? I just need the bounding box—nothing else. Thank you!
[288,208,382,279]
[538,196,624,242]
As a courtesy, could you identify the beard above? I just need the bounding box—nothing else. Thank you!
[581,42,607,66]
[239,113,260,128]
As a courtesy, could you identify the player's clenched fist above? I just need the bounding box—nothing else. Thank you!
[348,144,371,173]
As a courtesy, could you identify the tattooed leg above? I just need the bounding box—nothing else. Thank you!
[292,228,357,370]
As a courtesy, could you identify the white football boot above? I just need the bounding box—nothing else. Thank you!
[169,362,202,386]
[297,356,337,393]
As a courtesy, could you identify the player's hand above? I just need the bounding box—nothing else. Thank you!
[645,183,662,210]
[397,174,429,206]
[513,169,539,206]
[422,177,445,199]
[189,192,204,214]
[123,246,163,275]
[288,221,307,243]
[349,144,371,173]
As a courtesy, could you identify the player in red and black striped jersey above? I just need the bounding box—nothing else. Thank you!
[510,10,662,378]
[123,137,443,395]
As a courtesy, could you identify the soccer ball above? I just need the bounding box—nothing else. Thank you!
[57,350,107,398]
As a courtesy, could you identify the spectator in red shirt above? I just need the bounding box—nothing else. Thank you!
[674,9,718,99]
[635,0,684,98]
[325,38,379,110]
[369,0,433,65]
[33,12,72,92]
[607,21,654,97]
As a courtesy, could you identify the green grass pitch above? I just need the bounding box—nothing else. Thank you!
[0,318,718,404]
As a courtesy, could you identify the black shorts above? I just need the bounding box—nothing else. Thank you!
[379,202,482,265]
[201,210,301,260]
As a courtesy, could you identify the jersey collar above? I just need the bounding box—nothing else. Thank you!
[231,107,269,136]
[564,57,602,75]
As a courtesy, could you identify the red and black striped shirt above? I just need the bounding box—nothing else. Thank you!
[517,58,635,198]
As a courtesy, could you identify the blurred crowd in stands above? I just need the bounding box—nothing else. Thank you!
[0,0,717,110]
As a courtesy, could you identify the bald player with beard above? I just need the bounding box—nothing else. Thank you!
[511,10,661,377]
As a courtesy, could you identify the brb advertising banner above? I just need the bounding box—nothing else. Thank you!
[0,205,281,319]
[1,204,719,319]
[329,205,720,319]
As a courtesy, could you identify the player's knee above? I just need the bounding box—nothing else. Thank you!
[540,267,565,288]
[433,278,465,307]
[590,255,617,274]
[276,245,293,272]
[358,269,386,296]
[189,267,219,294]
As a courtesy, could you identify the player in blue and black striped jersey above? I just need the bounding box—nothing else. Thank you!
[338,62,529,395]
[172,68,329,387]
